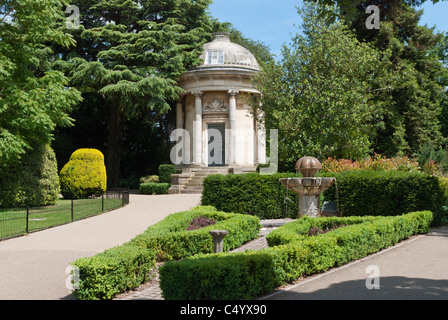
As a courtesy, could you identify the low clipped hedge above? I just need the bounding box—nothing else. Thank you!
[139,182,170,194]
[73,245,156,300]
[159,211,433,300]
[128,206,261,261]
[265,215,375,246]
[71,206,260,299]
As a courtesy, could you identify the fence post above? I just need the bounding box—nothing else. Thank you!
[26,206,29,234]
[102,194,104,212]
[71,200,74,222]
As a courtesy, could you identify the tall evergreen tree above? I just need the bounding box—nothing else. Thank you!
[307,0,448,157]
[54,0,214,186]
[348,1,447,156]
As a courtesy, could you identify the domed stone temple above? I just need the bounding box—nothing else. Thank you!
[169,32,266,193]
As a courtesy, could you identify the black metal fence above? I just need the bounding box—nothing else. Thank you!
[0,188,129,241]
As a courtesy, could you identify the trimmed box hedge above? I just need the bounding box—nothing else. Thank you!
[128,206,261,261]
[320,170,447,224]
[71,206,261,299]
[158,164,176,183]
[159,211,433,300]
[202,173,301,219]
[202,170,447,224]
[139,182,170,194]
[73,245,156,300]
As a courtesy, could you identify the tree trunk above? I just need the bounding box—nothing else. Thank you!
[106,102,123,188]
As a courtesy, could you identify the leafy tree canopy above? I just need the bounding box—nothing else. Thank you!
[0,0,82,167]
[305,0,445,22]
[252,3,397,170]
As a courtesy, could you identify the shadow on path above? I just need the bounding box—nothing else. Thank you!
[272,276,448,300]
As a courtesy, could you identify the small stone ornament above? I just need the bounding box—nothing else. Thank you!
[209,230,228,253]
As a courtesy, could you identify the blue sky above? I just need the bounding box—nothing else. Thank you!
[208,0,448,59]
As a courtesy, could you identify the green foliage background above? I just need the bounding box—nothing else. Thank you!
[0,0,82,168]
[253,1,448,170]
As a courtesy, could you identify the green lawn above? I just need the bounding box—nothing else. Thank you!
[0,197,124,240]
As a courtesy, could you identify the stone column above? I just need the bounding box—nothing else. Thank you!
[193,91,203,165]
[256,108,266,164]
[228,90,238,164]
[209,230,228,253]
[176,100,183,130]
[257,129,266,164]
[175,99,188,165]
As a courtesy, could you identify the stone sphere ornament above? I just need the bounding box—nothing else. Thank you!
[295,156,322,177]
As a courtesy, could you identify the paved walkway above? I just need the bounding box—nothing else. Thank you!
[261,225,448,300]
[0,194,201,300]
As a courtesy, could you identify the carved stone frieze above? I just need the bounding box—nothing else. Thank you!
[204,98,228,112]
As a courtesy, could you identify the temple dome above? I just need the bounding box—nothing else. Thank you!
[194,32,259,71]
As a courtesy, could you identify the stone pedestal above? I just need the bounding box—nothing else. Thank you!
[209,230,228,253]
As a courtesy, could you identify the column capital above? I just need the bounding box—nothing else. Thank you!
[192,90,203,97]
[228,90,239,97]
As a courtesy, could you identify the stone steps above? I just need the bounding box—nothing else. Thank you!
[179,168,230,194]
[180,188,204,194]
[169,166,256,194]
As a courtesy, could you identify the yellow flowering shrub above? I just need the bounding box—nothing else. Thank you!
[59,148,107,199]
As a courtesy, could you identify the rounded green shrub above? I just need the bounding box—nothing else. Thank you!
[0,144,60,208]
[59,148,107,199]
[158,164,176,183]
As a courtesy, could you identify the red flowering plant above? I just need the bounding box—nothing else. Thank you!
[308,221,347,237]
[423,159,441,176]
[185,216,216,231]
[321,153,420,173]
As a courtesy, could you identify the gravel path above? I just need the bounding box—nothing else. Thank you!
[0,194,202,300]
